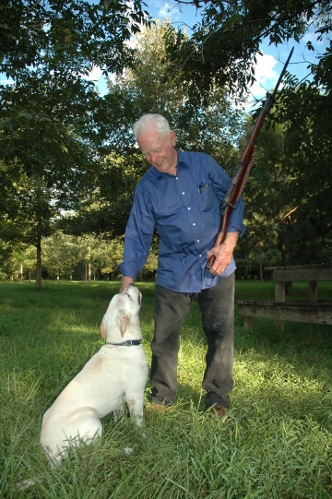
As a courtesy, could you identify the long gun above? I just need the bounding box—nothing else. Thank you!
[207,47,294,269]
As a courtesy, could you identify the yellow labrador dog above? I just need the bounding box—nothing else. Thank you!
[40,284,148,465]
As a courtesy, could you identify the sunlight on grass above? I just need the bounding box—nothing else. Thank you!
[0,281,332,498]
[6,369,41,403]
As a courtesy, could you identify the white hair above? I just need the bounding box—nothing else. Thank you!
[132,114,171,139]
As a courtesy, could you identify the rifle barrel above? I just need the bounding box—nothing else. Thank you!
[207,48,294,270]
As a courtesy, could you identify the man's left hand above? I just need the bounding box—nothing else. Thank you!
[206,231,239,276]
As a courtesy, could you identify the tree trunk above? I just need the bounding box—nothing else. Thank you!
[258,239,264,282]
[36,237,42,289]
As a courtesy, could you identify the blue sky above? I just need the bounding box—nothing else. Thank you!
[144,0,329,106]
[2,0,327,108]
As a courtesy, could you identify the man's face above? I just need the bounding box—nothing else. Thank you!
[137,128,178,175]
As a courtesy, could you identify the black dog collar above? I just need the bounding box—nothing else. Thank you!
[107,339,142,346]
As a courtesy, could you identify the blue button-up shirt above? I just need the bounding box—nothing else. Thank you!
[120,149,245,293]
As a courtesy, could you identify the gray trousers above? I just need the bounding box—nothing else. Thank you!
[150,273,235,408]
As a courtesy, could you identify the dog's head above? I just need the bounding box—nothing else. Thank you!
[100,284,142,341]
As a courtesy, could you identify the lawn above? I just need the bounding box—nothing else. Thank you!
[0,280,331,498]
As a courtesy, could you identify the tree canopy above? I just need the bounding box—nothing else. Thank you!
[163,0,331,101]
[0,0,149,286]
[0,0,331,283]
[1,0,147,76]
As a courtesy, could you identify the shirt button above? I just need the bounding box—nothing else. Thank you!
[192,222,196,226]
[182,192,185,195]
[197,239,200,243]
[188,207,191,210]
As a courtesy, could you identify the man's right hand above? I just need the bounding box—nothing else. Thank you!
[120,276,134,293]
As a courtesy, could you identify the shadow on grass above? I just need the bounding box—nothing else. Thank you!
[1,280,332,498]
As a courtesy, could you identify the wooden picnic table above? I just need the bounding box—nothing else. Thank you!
[237,265,332,330]
[267,264,332,304]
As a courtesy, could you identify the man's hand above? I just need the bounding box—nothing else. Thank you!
[120,276,134,293]
[206,231,239,276]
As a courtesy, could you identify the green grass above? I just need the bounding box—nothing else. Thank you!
[1,280,332,498]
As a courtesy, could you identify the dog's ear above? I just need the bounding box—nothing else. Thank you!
[119,309,131,336]
[100,316,107,338]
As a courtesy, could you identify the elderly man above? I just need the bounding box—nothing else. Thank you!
[120,113,245,416]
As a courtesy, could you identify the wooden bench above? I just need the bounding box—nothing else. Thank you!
[237,300,332,329]
[237,265,332,330]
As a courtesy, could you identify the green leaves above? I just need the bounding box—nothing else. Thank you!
[163,0,331,100]
[0,0,147,77]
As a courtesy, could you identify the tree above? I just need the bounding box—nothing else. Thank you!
[277,80,332,264]
[43,231,81,280]
[157,1,332,273]
[0,169,63,287]
[43,231,124,281]
[65,20,245,241]
[0,0,148,287]
[239,121,295,272]
[0,0,147,78]
[164,0,331,101]
[239,78,332,271]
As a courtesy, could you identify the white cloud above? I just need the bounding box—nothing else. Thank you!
[158,1,171,19]
[250,53,278,98]
[85,65,110,95]
[85,66,104,82]
[149,0,189,24]
[240,52,279,110]
[0,75,14,86]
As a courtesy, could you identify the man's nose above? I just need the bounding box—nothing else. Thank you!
[146,152,158,164]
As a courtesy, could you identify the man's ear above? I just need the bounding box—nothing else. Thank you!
[119,309,131,336]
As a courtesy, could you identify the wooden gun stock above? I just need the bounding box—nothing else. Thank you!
[207,48,294,269]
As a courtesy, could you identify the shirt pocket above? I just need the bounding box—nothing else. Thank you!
[198,183,218,211]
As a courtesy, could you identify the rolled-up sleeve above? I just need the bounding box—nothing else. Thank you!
[227,197,245,236]
[119,187,155,280]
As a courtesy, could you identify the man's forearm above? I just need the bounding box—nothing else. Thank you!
[223,230,240,253]
[207,230,239,277]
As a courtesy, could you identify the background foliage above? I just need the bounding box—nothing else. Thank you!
[0,0,331,285]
